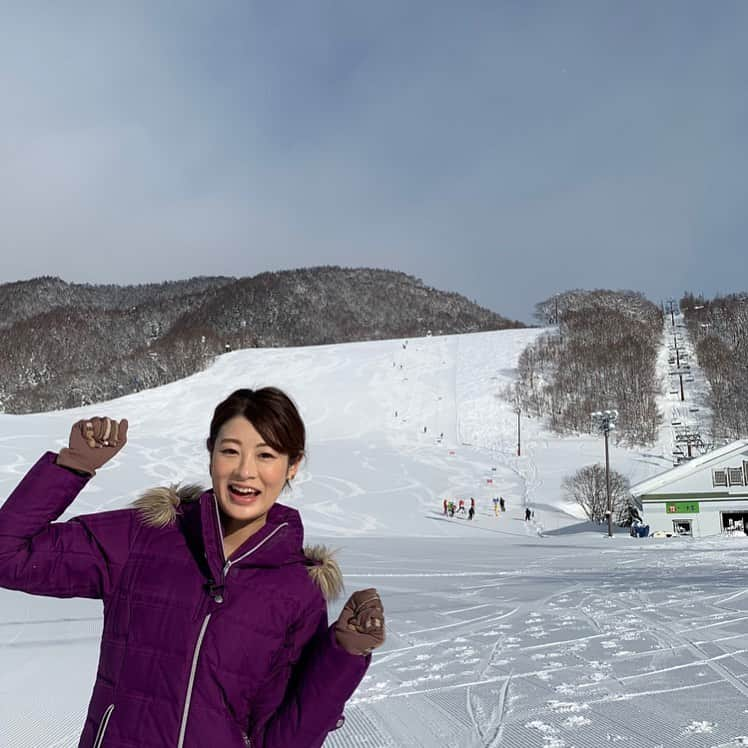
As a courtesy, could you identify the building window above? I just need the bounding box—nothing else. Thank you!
[728,468,744,486]
[744,461,748,486]
[713,469,728,487]
[722,511,748,536]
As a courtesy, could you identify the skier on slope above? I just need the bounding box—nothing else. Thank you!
[0,388,385,747]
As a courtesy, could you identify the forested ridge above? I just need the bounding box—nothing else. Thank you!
[4,270,746,447]
[510,289,748,447]
[509,290,662,446]
[681,292,748,441]
[0,267,522,414]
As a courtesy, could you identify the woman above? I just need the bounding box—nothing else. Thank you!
[0,387,384,747]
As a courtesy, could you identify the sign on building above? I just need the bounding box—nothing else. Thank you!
[666,501,700,514]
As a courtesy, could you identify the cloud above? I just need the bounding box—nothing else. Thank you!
[1,2,747,320]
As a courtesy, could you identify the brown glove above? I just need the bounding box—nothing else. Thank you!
[56,417,128,476]
[334,588,385,656]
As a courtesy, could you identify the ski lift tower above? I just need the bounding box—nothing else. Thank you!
[591,409,619,538]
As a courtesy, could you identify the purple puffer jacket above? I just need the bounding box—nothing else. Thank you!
[0,453,369,747]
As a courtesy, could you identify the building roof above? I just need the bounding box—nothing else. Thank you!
[630,439,748,497]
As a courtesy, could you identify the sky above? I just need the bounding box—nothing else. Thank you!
[1,1,747,322]
[1,327,747,746]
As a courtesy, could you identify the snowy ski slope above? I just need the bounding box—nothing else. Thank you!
[1,328,746,747]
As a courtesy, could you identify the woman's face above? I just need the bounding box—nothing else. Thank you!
[210,415,299,538]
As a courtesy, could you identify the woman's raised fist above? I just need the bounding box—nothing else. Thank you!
[56,417,128,476]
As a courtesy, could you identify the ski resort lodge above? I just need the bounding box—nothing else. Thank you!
[631,440,748,538]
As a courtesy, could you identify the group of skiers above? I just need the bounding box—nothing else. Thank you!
[442,496,509,520]
[443,497,476,520]
[441,495,537,524]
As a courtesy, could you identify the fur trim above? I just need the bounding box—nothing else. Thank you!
[132,484,204,528]
[132,488,344,600]
[304,544,344,601]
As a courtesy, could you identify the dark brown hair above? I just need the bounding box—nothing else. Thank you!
[206,387,305,466]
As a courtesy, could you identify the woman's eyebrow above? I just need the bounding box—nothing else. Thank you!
[219,437,272,448]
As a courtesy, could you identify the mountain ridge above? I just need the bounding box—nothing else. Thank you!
[0,266,524,413]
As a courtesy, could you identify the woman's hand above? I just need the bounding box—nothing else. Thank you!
[334,588,385,656]
[56,417,128,476]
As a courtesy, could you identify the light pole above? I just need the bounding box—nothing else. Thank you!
[591,409,618,537]
[515,407,521,457]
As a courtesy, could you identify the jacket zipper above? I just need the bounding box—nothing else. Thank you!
[176,504,288,747]
[177,613,211,748]
[211,495,289,572]
[93,704,114,748]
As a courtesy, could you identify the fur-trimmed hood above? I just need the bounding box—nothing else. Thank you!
[132,484,343,600]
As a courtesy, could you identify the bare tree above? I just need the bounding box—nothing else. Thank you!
[562,464,631,523]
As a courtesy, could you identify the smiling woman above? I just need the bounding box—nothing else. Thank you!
[0,388,385,748]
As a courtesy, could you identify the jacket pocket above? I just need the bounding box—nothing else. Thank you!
[93,704,115,748]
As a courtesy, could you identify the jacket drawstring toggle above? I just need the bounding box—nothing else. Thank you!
[205,578,224,604]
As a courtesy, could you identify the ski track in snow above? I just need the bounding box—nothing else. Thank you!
[1,329,747,747]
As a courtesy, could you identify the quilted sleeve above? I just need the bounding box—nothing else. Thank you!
[0,452,138,601]
[249,597,370,748]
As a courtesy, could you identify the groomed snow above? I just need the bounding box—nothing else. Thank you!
[1,329,746,747]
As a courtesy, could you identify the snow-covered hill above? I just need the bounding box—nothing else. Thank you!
[0,328,673,536]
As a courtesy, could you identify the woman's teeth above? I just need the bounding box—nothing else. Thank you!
[230,485,259,495]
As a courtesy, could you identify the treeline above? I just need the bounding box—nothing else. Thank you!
[509,290,662,445]
[681,292,748,441]
[0,267,524,414]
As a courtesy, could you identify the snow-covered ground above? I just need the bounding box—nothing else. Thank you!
[1,329,746,747]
